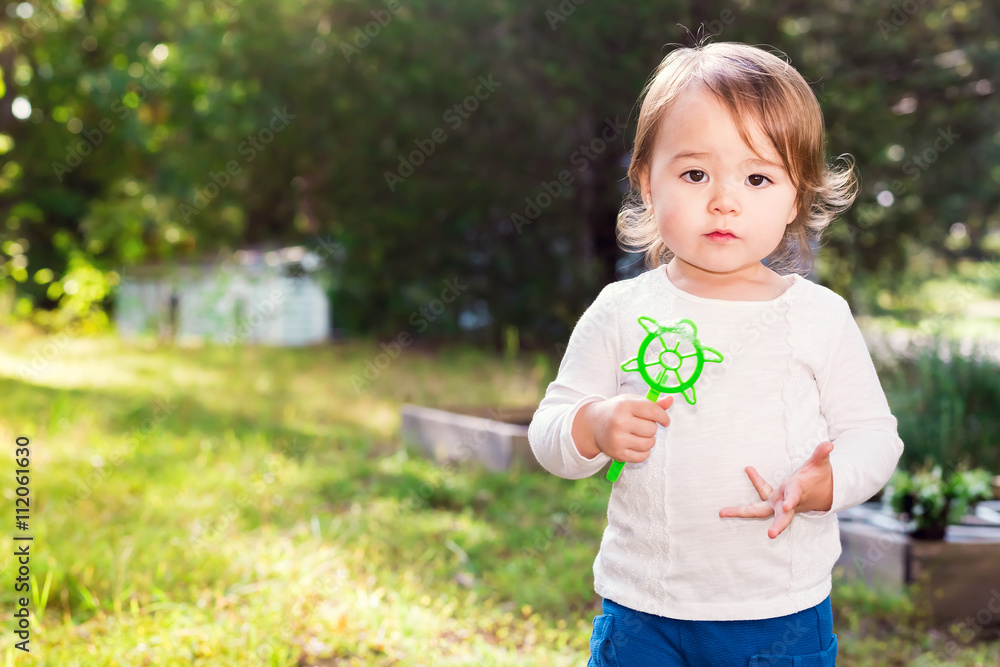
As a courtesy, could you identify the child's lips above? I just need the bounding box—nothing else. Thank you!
[705,231,737,242]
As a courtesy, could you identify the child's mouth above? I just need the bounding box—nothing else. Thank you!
[705,231,736,242]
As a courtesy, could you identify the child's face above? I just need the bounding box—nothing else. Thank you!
[640,86,799,280]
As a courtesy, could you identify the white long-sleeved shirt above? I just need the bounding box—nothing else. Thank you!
[528,264,903,621]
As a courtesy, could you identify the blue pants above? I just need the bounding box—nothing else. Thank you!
[588,595,838,666]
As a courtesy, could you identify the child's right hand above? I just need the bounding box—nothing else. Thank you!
[572,395,673,461]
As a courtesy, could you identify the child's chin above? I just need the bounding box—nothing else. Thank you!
[683,259,760,275]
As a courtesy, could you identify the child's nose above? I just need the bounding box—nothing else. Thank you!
[708,180,741,216]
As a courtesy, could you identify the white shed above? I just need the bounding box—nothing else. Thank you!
[114,246,330,346]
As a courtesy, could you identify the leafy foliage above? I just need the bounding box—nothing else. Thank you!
[1,0,998,344]
[885,465,994,534]
[881,339,1000,474]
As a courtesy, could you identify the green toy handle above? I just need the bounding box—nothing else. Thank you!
[606,376,664,482]
[606,316,723,483]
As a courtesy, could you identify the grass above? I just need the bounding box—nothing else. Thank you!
[0,328,997,665]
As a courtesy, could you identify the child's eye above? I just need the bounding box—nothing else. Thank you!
[682,170,707,183]
[746,174,772,187]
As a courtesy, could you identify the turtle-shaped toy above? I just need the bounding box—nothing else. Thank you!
[606,316,724,482]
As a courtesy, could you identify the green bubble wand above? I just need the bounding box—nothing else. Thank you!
[607,317,724,482]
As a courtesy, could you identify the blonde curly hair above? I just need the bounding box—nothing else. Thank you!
[617,42,858,274]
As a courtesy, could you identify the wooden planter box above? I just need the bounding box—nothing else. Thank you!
[836,502,1000,634]
[400,404,540,472]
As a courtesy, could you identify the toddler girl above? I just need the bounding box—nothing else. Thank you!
[528,42,903,666]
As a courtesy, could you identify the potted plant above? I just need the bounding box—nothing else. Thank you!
[840,465,1000,631]
[884,466,995,540]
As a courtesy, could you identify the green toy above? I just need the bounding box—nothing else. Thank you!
[607,317,724,482]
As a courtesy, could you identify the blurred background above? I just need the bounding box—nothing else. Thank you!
[0,0,998,664]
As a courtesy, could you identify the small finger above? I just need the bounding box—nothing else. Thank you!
[629,420,658,438]
[719,501,772,519]
[655,394,674,411]
[782,484,801,513]
[627,434,657,452]
[637,400,671,428]
[616,447,642,464]
[619,437,655,462]
[768,506,795,539]
[810,441,834,463]
[745,467,773,501]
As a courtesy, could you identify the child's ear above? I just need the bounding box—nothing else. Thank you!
[786,199,798,226]
[640,170,652,208]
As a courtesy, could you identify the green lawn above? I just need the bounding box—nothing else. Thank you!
[0,330,997,665]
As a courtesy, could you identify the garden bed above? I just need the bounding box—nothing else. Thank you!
[400,404,540,472]
[837,501,1000,634]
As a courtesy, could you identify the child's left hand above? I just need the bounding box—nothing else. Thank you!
[718,441,835,539]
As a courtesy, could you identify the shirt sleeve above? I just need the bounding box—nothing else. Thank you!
[799,297,904,517]
[528,282,620,479]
